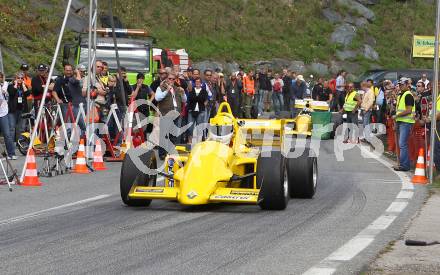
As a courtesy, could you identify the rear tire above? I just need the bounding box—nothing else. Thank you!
[257,151,289,210]
[120,149,157,207]
[286,148,317,198]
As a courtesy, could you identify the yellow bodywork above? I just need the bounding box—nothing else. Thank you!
[128,102,305,205]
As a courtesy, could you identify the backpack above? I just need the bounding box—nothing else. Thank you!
[273,80,282,92]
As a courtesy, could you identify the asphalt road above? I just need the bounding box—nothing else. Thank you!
[0,140,426,274]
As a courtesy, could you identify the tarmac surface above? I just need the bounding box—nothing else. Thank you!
[0,140,427,274]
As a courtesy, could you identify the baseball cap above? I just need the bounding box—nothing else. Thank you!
[297,75,305,81]
[186,66,193,72]
[20,64,29,70]
[398,77,410,84]
[77,64,86,72]
[37,64,48,71]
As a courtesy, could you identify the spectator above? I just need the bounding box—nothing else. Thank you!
[225,73,242,118]
[82,60,107,119]
[341,82,362,144]
[151,69,168,93]
[155,72,187,158]
[242,70,256,118]
[217,72,226,103]
[106,75,120,141]
[360,81,375,142]
[392,78,415,172]
[113,67,132,114]
[187,78,208,142]
[7,72,29,141]
[0,72,8,94]
[375,80,390,126]
[69,65,87,135]
[271,73,284,115]
[312,78,324,101]
[291,75,307,117]
[131,72,155,120]
[0,83,17,159]
[419,73,429,89]
[19,64,32,89]
[53,64,74,117]
[31,64,51,110]
[335,70,347,111]
[257,68,272,116]
[100,61,109,86]
[204,69,216,119]
[281,68,292,111]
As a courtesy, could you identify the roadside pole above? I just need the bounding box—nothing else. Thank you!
[0,45,4,74]
[428,0,440,183]
[19,0,73,182]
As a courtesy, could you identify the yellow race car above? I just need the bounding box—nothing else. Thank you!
[120,102,318,210]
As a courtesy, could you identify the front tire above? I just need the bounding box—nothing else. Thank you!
[257,151,289,210]
[286,148,317,198]
[120,149,157,207]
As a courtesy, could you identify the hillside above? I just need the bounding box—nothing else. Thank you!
[0,0,436,77]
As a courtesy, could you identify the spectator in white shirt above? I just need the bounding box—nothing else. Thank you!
[419,73,430,89]
[335,70,347,111]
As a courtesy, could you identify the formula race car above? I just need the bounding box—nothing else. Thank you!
[120,102,318,210]
[292,98,342,138]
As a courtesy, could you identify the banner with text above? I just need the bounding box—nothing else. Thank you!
[413,35,439,58]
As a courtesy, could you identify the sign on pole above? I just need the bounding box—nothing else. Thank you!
[413,35,440,58]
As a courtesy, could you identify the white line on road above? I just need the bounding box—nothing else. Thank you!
[386,201,408,213]
[396,190,414,199]
[327,237,374,261]
[302,267,336,275]
[0,194,111,226]
[303,145,415,275]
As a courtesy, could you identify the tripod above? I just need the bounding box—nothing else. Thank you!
[0,144,19,192]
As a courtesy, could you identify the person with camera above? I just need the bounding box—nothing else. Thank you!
[7,72,30,143]
[0,75,17,159]
[82,60,107,120]
[154,72,187,159]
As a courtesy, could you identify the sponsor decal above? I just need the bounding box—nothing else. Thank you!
[187,191,198,199]
[212,195,252,200]
[136,188,164,193]
[230,190,258,196]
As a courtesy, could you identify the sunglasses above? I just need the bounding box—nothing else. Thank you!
[96,66,103,68]
[417,85,423,87]
[168,78,176,80]
[17,77,24,80]
[205,74,212,77]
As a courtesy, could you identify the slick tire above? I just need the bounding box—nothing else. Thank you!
[120,149,157,207]
[286,148,317,198]
[257,151,289,210]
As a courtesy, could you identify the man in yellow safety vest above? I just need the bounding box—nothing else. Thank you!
[341,82,362,143]
[392,77,415,171]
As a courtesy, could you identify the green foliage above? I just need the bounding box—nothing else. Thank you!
[0,0,436,76]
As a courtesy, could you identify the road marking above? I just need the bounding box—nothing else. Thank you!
[303,145,415,275]
[327,237,374,261]
[396,190,414,199]
[0,194,111,226]
[303,267,336,275]
[366,215,397,231]
[386,201,408,213]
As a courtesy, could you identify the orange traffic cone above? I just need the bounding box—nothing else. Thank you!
[22,149,42,186]
[412,147,428,184]
[92,139,107,171]
[73,138,90,174]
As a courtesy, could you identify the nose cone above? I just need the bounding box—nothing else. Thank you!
[177,141,233,205]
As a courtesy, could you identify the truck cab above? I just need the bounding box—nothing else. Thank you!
[63,28,155,85]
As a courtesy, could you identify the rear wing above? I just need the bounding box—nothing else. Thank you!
[237,119,296,147]
[294,99,329,111]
